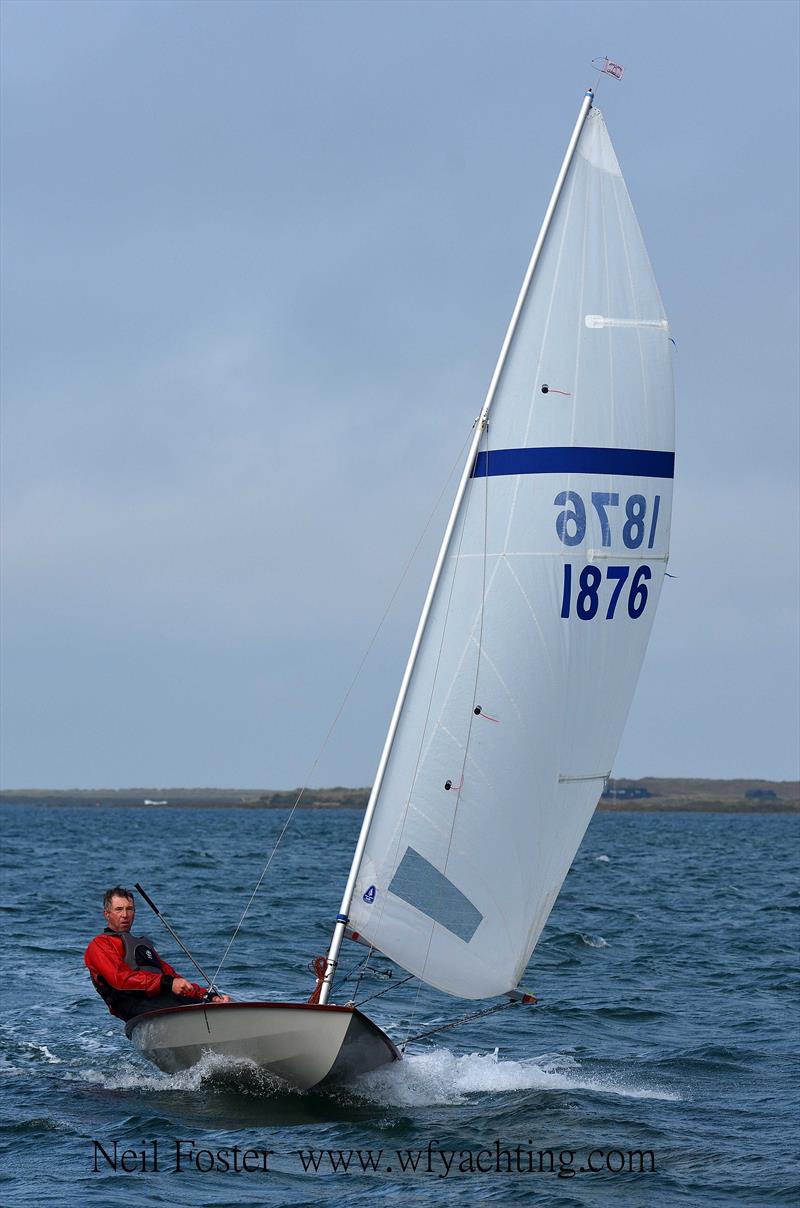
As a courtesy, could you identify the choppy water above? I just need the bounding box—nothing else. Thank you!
[1,806,797,1205]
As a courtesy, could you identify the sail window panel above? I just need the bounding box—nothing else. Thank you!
[352,878,523,1000]
[388,848,484,944]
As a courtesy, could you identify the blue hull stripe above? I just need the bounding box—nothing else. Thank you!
[472,447,674,479]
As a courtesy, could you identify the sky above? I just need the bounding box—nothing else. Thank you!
[1,0,798,790]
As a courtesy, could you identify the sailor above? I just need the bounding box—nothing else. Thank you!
[85,886,229,1021]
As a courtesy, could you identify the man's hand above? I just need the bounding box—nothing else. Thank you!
[172,976,230,1001]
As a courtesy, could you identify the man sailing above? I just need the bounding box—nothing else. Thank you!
[85,886,229,1021]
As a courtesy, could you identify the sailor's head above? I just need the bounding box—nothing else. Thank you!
[103,886,135,932]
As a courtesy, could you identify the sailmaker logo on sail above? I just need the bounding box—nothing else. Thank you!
[363,886,376,904]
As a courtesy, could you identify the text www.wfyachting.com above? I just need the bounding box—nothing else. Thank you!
[297,1141,656,1178]
[92,1138,657,1179]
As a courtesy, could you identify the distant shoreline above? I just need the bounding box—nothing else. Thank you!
[1,777,798,814]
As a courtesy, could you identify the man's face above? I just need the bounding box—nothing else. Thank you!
[104,895,135,932]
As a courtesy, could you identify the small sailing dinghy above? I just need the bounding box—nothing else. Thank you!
[128,86,674,1089]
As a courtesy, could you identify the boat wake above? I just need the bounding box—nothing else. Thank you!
[68,1044,680,1107]
[352,1047,682,1106]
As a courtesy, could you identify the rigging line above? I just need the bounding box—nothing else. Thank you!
[339,949,397,998]
[355,972,415,1009]
[590,60,607,98]
[352,959,369,1002]
[210,426,475,984]
[401,998,522,1050]
[353,933,375,991]
[350,943,376,999]
[338,953,370,986]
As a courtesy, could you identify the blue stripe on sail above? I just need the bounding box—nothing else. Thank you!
[472,447,675,479]
[388,848,483,943]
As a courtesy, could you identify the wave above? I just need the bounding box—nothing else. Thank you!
[1,1116,71,1136]
[352,1047,681,1106]
[542,930,610,950]
[0,1038,63,1067]
[72,1049,290,1097]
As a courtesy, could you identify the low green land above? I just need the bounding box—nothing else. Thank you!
[1,779,798,812]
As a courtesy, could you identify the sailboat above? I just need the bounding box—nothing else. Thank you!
[127,86,674,1090]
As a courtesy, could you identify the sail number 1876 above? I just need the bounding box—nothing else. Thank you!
[560,563,651,620]
[555,490,661,549]
[555,489,659,621]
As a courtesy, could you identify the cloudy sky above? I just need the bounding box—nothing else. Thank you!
[2,0,798,790]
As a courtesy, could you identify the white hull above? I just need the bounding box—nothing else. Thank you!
[125,1001,400,1091]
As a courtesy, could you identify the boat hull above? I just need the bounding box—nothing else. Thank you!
[125,1001,400,1090]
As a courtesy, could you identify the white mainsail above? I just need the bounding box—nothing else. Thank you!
[343,104,674,1001]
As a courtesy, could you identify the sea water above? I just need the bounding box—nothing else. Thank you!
[0,805,797,1205]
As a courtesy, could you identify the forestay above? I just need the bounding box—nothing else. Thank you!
[349,107,674,1000]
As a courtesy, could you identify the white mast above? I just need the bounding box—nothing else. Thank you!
[318,88,595,1005]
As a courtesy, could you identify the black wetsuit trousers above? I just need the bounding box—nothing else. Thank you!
[121,992,203,1020]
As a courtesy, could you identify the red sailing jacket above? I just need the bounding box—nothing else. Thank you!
[85,930,205,1018]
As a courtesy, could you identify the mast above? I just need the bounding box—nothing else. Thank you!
[318,88,595,1005]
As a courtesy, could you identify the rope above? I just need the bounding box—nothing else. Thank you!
[314,954,412,1009]
[401,997,524,1050]
[338,953,371,987]
[341,947,375,1001]
[355,972,415,1009]
[307,956,328,1005]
